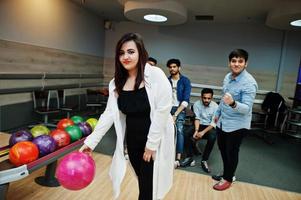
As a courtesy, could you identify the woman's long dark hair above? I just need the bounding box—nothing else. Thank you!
[114,33,149,95]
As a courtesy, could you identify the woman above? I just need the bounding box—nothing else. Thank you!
[79,33,174,200]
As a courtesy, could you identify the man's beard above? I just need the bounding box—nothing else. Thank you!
[170,71,179,75]
[203,102,210,106]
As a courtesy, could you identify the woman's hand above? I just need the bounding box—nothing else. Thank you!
[143,147,156,162]
[79,144,93,157]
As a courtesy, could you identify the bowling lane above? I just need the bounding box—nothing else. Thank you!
[0,132,9,146]
[0,132,10,163]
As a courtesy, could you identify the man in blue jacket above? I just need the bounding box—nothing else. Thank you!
[167,58,191,168]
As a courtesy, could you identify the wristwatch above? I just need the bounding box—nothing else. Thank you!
[230,100,236,108]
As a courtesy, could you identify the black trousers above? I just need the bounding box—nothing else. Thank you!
[184,125,216,161]
[216,127,246,182]
[127,147,153,200]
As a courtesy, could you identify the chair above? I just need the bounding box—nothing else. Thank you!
[252,92,288,143]
[32,90,61,127]
[58,89,80,118]
[85,88,108,115]
[261,92,287,130]
[282,108,301,138]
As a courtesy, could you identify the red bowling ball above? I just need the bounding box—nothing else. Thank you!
[57,118,74,130]
[50,129,71,148]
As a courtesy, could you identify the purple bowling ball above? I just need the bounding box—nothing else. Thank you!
[9,130,33,147]
[77,122,93,137]
[32,135,57,157]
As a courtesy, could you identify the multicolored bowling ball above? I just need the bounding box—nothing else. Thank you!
[9,141,39,166]
[70,115,84,124]
[30,125,50,138]
[9,130,33,147]
[65,125,82,142]
[56,152,96,190]
[50,129,71,148]
[32,135,57,157]
[86,118,98,131]
[57,118,74,130]
[77,122,92,137]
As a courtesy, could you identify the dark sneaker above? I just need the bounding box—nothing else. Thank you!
[180,157,196,167]
[212,174,222,181]
[201,160,211,173]
[212,174,236,182]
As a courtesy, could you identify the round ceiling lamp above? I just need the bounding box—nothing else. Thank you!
[266,1,301,30]
[124,0,187,25]
[290,19,301,27]
[144,14,167,22]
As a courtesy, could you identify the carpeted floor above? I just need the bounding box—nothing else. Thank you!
[94,127,301,194]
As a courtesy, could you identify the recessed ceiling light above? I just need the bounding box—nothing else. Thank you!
[290,19,301,27]
[144,14,167,22]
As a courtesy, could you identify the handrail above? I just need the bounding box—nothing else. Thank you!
[0,83,107,95]
[0,73,102,79]
[191,83,270,95]
[190,92,263,104]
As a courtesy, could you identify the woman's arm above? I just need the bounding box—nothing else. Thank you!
[146,69,172,151]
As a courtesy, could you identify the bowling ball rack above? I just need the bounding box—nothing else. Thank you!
[0,137,87,200]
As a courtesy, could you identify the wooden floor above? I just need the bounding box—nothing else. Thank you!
[5,153,301,200]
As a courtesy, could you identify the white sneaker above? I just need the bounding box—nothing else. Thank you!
[190,160,196,167]
[174,160,180,169]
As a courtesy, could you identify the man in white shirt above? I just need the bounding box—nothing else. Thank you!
[183,88,218,172]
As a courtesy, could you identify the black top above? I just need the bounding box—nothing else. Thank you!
[118,87,151,149]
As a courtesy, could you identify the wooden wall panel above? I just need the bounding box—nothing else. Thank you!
[0,39,104,106]
[0,39,103,73]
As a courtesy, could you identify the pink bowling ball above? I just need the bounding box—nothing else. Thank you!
[56,152,96,190]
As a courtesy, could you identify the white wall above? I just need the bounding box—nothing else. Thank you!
[103,21,301,98]
[0,0,104,56]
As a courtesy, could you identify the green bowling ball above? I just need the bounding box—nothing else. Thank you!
[86,118,98,131]
[70,115,84,124]
[65,125,82,142]
[30,125,50,138]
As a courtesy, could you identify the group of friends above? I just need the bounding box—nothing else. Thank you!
[80,32,258,200]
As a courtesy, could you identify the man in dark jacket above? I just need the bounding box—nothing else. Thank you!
[167,58,191,168]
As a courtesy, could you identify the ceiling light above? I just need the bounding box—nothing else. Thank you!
[144,14,167,22]
[124,0,187,26]
[290,19,301,27]
[266,1,301,30]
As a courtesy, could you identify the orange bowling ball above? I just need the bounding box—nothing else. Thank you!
[9,141,39,166]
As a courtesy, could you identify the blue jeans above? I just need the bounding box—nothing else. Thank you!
[171,106,186,154]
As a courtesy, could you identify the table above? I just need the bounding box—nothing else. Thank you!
[0,132,86,200]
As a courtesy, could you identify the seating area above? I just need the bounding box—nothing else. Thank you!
[32,90,61,127]
[85,88,109,116]
[30,87,109,129]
